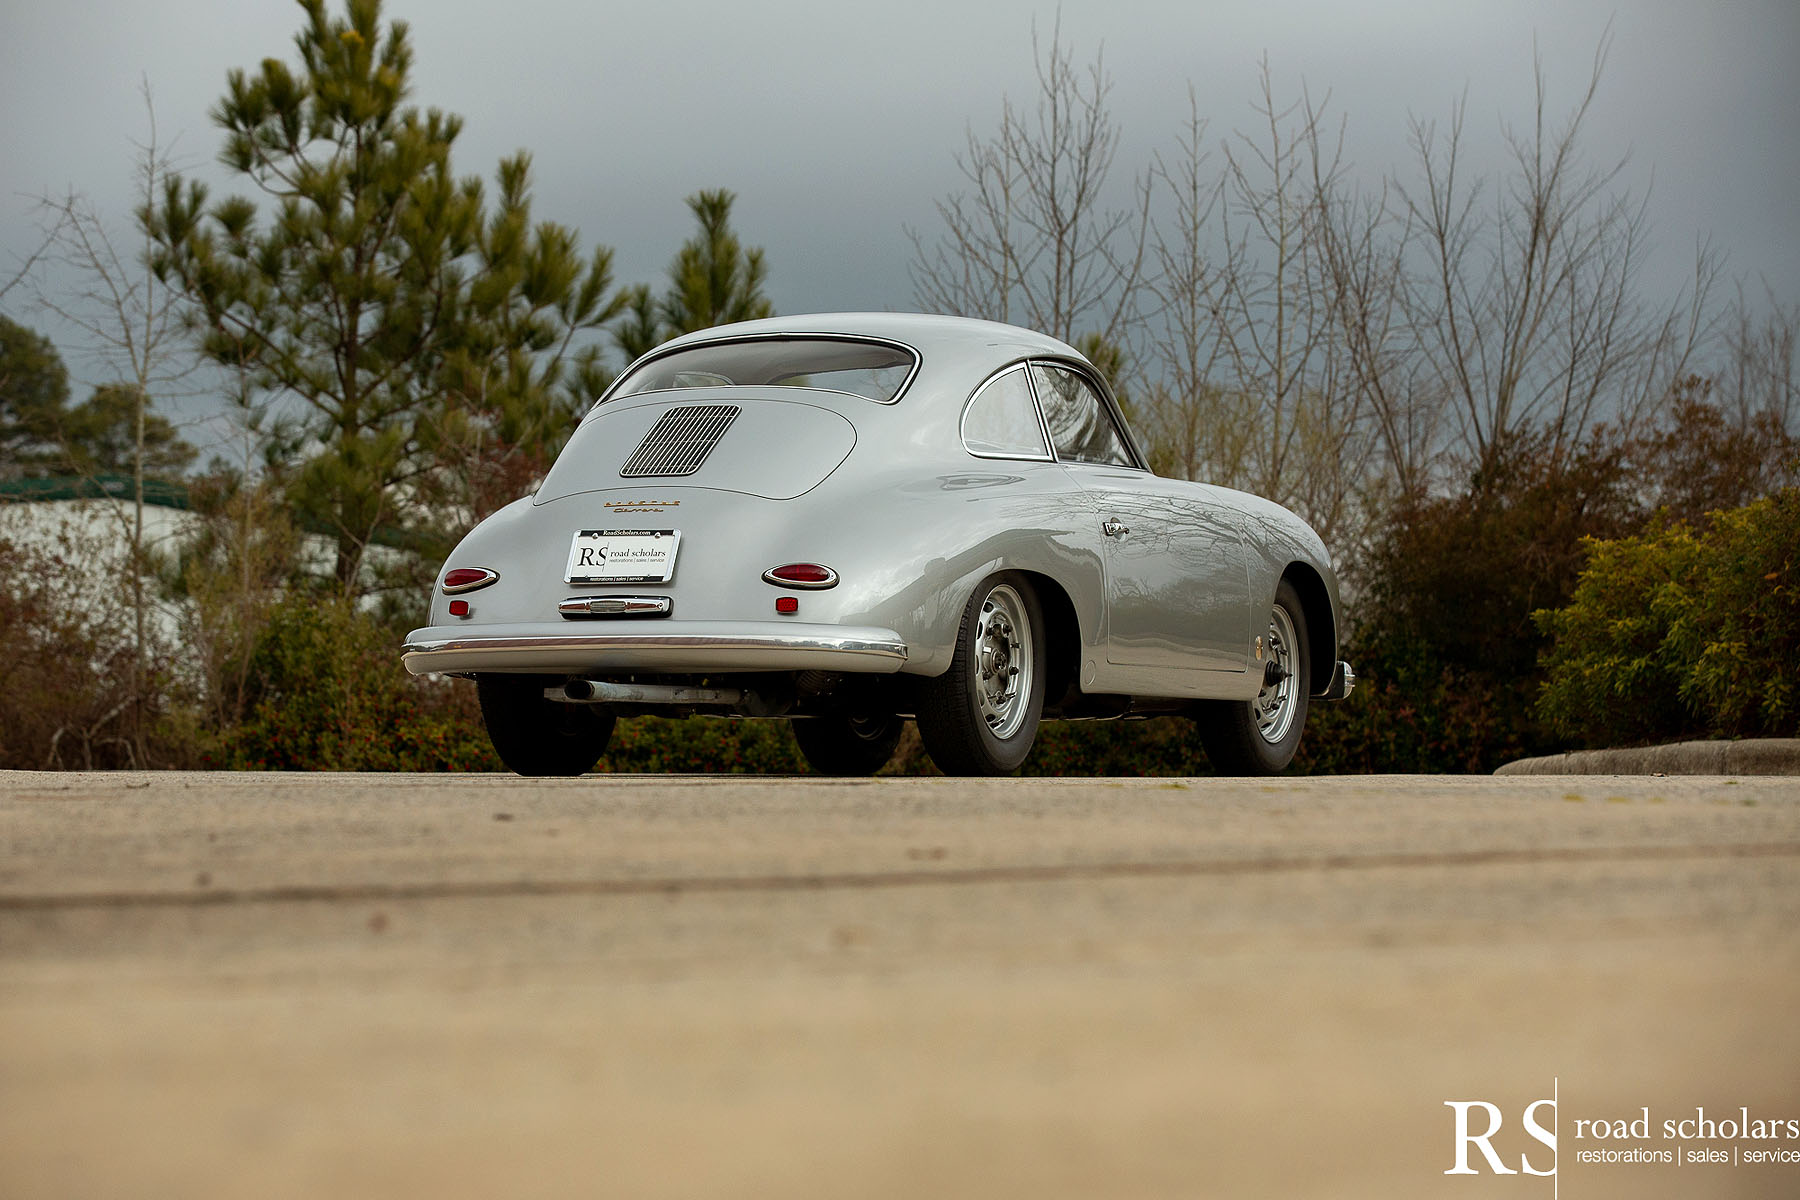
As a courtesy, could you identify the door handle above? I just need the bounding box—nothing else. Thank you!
[1102,518,1129,539]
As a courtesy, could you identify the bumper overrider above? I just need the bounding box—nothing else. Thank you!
[1322,660,1357,701]
[401,620,910,677]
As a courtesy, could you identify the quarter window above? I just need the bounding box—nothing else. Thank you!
[1030,363,1134,467]
[962,366,1051,459]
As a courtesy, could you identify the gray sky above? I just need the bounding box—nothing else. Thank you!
[4,0,1796,413]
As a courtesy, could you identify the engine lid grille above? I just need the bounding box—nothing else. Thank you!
[620,404,740,478]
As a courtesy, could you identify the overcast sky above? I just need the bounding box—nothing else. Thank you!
[4,0,1796,418]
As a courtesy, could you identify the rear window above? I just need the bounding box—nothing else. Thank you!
[608,336,918,404]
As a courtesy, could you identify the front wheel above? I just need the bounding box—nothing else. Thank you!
[791,711,904,776]
[1195,578,1311,775]
[477,675,615,776]
[915,573,1046,776]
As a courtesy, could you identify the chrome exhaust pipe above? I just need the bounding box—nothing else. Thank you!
[551,680,747,707]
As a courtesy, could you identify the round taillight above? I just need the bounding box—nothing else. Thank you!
[762,563,838,589]
[442,567,499,594]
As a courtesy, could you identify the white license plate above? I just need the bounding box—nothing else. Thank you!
[564,529,680,584]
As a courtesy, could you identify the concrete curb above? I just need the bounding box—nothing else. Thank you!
[1495,738,1800,776]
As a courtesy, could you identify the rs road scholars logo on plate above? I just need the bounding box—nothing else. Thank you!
[564,529,680,584]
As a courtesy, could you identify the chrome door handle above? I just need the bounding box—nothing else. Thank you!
[1102,518,1129,539]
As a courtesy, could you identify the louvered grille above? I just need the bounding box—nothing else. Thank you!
[619,404,740,478]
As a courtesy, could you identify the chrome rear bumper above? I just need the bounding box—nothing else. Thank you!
[402,620,908,676]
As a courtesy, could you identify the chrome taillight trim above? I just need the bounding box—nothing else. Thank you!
[441,567,500,594]
[762,564,839,590]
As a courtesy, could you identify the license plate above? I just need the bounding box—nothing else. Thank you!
[564,529,680,584]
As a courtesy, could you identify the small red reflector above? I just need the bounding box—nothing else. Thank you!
[448,599,471,617]
[763,563,837,589]
[775,596,799,614]
[442,567,498,593]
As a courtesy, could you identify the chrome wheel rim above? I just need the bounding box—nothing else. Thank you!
[1255,603,1299,745]
[974,584,1033,740]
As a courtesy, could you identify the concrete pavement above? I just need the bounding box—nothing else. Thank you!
[3,771,1798,1199]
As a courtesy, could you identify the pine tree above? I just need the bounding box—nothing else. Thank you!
[659,189,773,336]
[146,0,622,592]
[0,316,71,476]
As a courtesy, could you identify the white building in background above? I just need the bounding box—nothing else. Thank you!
[0,475,425,625]
[0,476,200,647]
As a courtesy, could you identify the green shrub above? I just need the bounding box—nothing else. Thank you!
[1291,433,1641,772]
[217,596,499,771]
[1535,488,1800,744]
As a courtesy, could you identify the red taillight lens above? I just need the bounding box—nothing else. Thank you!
[762,563,838,589]
[442,567,498,594]
[774,596,799,614]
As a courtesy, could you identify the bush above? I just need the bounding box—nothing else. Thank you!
[1294,431,1641,772]
[216,596,499,771]
[0,511,198,770]
[1536,488,1800,744]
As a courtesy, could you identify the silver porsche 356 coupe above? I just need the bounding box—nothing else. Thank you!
[402,313,1354,776]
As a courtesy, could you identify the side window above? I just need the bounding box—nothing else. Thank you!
[1030,363,1134,467]
[962,366,1051,459]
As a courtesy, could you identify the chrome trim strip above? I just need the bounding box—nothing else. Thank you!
[958,362,1057,463]
[558,595,673,618]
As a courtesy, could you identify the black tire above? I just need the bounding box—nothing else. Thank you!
[791,712,904,776]
[477,675,615,777]
[915,572,1046,776]
[1195,578,1310,775]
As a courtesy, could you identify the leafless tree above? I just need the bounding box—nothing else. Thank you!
[1396,34,1716,476]
[908,18,1150,352]
[31,82,196,765]
[1141,64,1375,547]
[917,23,1770,570]
[1306,153,1437,503]
[2,219,62,307]
[1139,93,1242,482]
[1717,285,1798,434]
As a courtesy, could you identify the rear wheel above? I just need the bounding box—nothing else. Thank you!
[1195,578,1310,775]
[477,675,615,777]
[791,711,904,776]
[915,573,1046,776]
